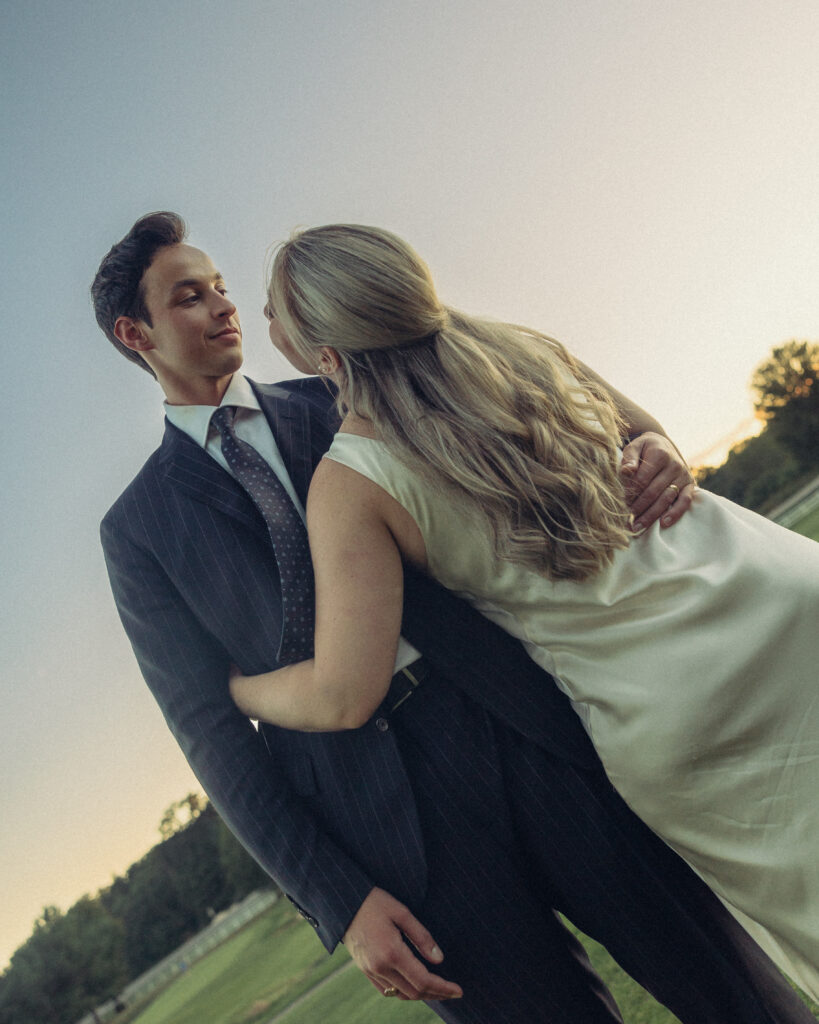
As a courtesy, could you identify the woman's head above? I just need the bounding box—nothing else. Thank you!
[267,222,630,581]
[266,224,447,370]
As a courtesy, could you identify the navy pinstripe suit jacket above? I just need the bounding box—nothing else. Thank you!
[101,376,593,951]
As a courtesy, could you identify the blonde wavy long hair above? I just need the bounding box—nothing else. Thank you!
[268,224,632,581]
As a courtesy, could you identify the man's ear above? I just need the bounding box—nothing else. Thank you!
[114,316,154,353]
[317,346,342,375]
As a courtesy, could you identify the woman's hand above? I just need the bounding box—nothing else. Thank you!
[620,432,697,533]
[571,359,697,533]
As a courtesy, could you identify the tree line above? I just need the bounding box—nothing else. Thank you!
[696,341,819,510]
[0,795,272,1024]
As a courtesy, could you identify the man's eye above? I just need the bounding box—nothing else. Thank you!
[180,294,198,304]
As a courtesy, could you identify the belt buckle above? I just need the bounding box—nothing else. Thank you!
[390,665,422,712]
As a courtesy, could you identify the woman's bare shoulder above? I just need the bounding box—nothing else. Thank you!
[308,449,384,512]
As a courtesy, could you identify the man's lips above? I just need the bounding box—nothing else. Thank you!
[211,326,241,340]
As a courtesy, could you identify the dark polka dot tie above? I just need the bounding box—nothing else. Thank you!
[211,405,314,665]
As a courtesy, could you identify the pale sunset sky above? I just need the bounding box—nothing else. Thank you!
[2,0,819,967]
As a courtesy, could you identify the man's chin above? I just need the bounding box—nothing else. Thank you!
[222,352,244,374]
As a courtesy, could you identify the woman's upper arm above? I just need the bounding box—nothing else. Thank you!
[305,459,405,725]
[572,357,667,437]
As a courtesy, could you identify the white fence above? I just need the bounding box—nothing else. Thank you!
[76,889,279,1024]
[767,473,819,528]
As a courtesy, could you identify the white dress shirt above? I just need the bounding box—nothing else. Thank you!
[165,372,306,518]
[165,373,419,672]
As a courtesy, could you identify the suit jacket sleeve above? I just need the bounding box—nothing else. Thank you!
[100,513,373,950]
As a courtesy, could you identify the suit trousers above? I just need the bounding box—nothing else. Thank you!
[385,670,815,1024]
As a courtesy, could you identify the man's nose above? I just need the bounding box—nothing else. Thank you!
[213,292,237,317]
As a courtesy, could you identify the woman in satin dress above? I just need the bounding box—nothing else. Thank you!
[230,224,819,1001]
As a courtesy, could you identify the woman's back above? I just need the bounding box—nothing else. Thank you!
[324,429,819,1001]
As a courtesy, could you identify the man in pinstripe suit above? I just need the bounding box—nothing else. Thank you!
[92,213,815,1024]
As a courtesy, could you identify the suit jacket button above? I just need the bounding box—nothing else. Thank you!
[375,717,389,732]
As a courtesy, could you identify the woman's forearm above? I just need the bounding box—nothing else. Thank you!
[229,460,411,734]
[230,660,376,732]
[574,359,666,437]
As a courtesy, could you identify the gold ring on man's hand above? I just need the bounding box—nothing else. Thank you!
[383,987,399,997]
[667,483,680,495]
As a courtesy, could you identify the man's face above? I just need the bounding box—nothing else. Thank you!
[138,244,243,402]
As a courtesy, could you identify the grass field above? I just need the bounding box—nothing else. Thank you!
[273,921,689,1024]
[122,899,817,1023]
[123,899,686,1024]
[121,899,346,1024]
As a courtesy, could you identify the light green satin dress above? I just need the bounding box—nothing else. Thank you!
[326,430,819,1001]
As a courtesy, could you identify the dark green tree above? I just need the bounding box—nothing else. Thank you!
[697,430,800,512]
[215,815,274,901]
[752,341,819,468]
[0,900,127,1024]
[2,791,275,1020]
[699,340,819,511]
[158,791,205,840]
[100,800,233,976]
[113,851,201,975]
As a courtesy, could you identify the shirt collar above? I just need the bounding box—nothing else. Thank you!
[164,373,261,449]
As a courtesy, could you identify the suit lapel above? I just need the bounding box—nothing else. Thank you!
[251,380,337,506]
[157,419,269,542]
[157,380,336,539]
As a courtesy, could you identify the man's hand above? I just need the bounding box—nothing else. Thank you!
[343,887,463,1002]
[620,432,697,533]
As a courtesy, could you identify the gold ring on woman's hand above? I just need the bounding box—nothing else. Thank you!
[383,987,399,997]
[667,483,680,495]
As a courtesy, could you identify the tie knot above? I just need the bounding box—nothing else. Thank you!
[210,405,237,436]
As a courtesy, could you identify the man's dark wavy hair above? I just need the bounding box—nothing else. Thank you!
[91,211,187,377]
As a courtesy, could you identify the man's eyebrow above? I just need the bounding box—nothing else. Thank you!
[169,272,225,292]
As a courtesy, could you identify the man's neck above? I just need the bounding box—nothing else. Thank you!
[161,372,235,407]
